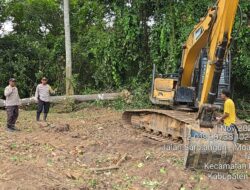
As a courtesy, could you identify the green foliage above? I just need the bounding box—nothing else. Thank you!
[91,81,152,111]
[235,98,250,120]
[0,0,64,98]
[0,0,249,111]
[232,0,250,95]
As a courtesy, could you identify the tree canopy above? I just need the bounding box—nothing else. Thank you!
[0,0,249,99]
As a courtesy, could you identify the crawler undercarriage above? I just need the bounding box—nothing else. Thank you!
[122,109,240,172]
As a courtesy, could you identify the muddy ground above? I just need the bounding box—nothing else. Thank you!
[0,106,249,190]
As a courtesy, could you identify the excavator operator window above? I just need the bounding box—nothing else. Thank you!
[194,27,203,41]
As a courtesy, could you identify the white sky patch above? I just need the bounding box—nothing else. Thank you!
[147,16,155,27]
[40,24,50,35]
[125,0,132,7]
[0,20,14,36]
[103,12,116,28]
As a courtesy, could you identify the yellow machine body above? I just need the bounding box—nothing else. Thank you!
[153,78,177,101]
[123,0,243,172]
[151,0,239,111]
[200,0,239,105]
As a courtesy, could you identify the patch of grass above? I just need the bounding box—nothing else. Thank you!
[47,159,53,166]
[10,155,28,162]
[109,97,128,111]
[10,156,19,162]
[123,174,137,184]
[144,151,154,160]
[10,143,18,149]
[88,178,98,188]
[43,143,55,152]
[189,170,205,190]
[112,175,137,190]
[95,155,110,164]
[51,98,76,113]
[142,179,160,190]
[159,167,167,174]
[21,143,31,150]
[170,156,184,167]
[137,162,144,168]
[25,127,34,133]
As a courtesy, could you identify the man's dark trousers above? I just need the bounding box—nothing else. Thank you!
[37,100,50,121]
[6,106,19,128]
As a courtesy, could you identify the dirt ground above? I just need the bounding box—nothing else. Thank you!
[0,106,249,190]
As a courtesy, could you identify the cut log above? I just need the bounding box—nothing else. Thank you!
[0,93,122,108]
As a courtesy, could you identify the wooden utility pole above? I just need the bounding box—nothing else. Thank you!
[63,0,74,95]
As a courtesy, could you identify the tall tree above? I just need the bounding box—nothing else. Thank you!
[63,0,74,95]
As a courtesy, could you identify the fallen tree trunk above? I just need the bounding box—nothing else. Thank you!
[0,92,122,108]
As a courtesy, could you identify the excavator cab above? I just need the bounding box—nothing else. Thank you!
[150,64,178,106]
[150,48,231,109]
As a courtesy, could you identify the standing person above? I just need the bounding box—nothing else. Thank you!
[4,78,21,131]
[35,77,55,121]
[217,89,238,141]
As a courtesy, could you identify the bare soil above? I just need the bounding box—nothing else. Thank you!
[0,106,249,190]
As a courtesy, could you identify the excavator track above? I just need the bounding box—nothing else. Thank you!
[122,109,236,173]
[123,109,196,141]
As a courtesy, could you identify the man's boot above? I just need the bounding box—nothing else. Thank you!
[36,112,41,121]
[6,127,15,132]
[6,124,15,132]
[43,113,48,121]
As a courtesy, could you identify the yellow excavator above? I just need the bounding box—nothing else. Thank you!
[123,0,240,172]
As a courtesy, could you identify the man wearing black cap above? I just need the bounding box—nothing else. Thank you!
[35,77,55,121]
[4,78,21,131]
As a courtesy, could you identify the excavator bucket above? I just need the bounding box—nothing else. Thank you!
[184,128,235,172]
[197,104,221,128]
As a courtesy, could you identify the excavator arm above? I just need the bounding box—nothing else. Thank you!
[179,0,239,105]
[200,0,239,105]
[196,0,239,126]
